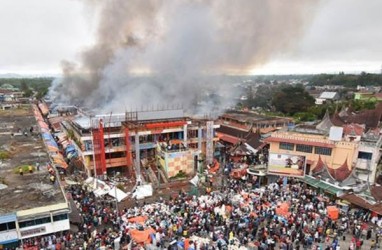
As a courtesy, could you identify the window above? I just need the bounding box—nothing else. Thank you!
[314,147,332,156]
[19,217,51,228]
[35,217,51,225]
[0,222,16,231]
[7,222,16,230]
[358,151,372,160]
[279,142,294,151]
[296,144,313,153]
[53,214,68,222]
[19,220,35,228]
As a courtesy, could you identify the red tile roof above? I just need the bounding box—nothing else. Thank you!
[343,123,364,136]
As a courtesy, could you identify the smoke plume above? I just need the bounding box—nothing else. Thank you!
[49,0,320,115]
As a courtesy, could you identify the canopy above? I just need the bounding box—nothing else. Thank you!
[130,228,155,244]
[127,216,148,224]
[108,186,128,202]
[132,184,153,200]
[275,203,290,217]
[327,206,339,220]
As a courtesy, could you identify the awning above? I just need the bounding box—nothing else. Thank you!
[302,175,342,196]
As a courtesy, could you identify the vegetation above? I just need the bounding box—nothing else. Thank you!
[271,85,315,115]
[0,77,53,99]
[309,72,382,87]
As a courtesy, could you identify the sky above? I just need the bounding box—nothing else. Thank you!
[0,0,381,76]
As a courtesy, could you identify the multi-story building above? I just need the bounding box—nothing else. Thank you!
[264,111,382,188]
[61,109,219,181]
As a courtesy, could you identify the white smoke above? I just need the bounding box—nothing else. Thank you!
[49,0,320,115]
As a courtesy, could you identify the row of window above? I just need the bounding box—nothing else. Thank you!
[19,214,68,229]
[279,142,332,156]
[0,222,16,232]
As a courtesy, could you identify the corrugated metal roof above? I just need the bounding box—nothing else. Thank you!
[319,92,338,99]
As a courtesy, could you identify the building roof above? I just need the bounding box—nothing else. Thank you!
[216,125,250,139]
[371,185,382,202]
[333,102,382,129]
[315,110,334,133]
[319,91,338,100]
[327,158,352,182]
[0,106,66,214]
[216,125,262,150]
[220,110,292,124]
[343,123,364,137]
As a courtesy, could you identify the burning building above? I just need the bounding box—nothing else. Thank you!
[61,108,219,183]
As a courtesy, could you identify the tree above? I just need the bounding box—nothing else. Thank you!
[271,85,315,115]
[20,80,33,97]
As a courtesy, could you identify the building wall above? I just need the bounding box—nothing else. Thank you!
[356,141,382,184]
[268,132,357,173]
[63,118,218,176]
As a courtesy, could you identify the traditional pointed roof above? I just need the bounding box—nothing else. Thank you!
[312,155,324,174]
[328,158,352,182]
[316,110,334,132]
[331,112,345,126]
[338,106,350,118]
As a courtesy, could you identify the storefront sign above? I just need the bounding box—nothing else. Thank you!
[20,227,46,237]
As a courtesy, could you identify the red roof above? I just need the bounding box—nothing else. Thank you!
[264,137,335,148]
[343,123,364,136]
[218,134,240,145]
[328,158,352,182]
[312,155,324,174]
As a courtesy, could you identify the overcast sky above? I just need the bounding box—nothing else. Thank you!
[0,0,381,75]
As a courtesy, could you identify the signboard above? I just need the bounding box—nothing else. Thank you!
[20,226,46,237]
[267,153,306,177]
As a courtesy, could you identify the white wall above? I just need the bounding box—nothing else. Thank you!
[0,230,18,244]
[19,219,70,239]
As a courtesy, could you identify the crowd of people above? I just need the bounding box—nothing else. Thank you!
[20,173,382,250]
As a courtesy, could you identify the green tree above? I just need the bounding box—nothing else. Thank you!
[272,85,315,115]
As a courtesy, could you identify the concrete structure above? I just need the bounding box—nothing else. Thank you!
[218,110,292,133]
[61,109,219,182]
[0,105,69,248]
[264,115,382,186]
